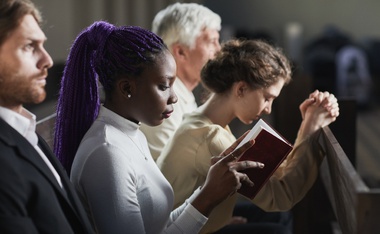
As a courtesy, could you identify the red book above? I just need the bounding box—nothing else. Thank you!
[234,119,293,199]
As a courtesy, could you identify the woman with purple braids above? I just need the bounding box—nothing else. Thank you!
[53,21,264,234]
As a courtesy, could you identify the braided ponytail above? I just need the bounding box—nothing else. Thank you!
[54,21,167,173]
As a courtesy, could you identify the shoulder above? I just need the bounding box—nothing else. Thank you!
[73,133,137,179]
[162,114,234,161]
[203,125,236,156]
[177,113,231,141]
[76,137,135,169]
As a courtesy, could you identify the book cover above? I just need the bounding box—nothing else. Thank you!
[234,119,293,199]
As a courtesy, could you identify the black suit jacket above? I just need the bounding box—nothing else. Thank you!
[0,118,94,234]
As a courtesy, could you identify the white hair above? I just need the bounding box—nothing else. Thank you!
[152,2,221,50]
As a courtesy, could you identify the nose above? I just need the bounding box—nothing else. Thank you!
[264,104,272,115]
[215,41,221,52]
[37,47,53,70]
[169,88,178,105]
[210,41,221,59]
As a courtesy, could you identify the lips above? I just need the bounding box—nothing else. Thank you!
[36,78,46,86]
[163,110,173,119]
[36,72,48,85]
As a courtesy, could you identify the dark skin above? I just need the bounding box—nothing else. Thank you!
[192,134,262,216]
[104,50,177,126]
[103,50,264,217]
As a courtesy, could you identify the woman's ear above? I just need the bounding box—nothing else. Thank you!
[118,78,134,99]
[235,81,248,98]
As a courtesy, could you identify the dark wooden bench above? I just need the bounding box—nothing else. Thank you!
[272,71,380,234]
[319,126,380,234]
[289,123,380,234]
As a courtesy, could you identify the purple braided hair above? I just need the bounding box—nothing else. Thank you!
[54,21,167,174]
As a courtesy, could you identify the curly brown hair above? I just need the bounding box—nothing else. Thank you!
[201,39,292,94]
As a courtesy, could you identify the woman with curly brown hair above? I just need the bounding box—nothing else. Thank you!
[157,39,340,234]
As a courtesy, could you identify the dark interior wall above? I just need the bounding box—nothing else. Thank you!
[34,0,380,63]
[203,0,380,45]
[28,0,380,119]
[33,0,201,62]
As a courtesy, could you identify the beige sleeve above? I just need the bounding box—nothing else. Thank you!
[252,129,324,211]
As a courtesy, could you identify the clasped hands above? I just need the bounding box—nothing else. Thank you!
[299,89,340,138]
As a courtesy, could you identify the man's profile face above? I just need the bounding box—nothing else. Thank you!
[183,28,221,85]
[0,14,53,112]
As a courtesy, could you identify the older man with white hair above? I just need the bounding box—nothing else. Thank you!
[140,2,221,161]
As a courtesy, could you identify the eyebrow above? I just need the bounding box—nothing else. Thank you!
[264,91,278,99]
[157,75,175,82]
[24,31,47,42]
[160,72,175,79]
[27,36,48,43]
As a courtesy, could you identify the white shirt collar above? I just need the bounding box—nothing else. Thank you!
[97,105,140,137]
[0,106,38,146]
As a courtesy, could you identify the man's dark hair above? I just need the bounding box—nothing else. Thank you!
[0,0,41,45]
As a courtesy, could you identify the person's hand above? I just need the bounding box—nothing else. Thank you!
[191,136,264,217]
[210,130,251,165]
[300,90,339,120]
[298,90,340,138]
[299,90,319,120]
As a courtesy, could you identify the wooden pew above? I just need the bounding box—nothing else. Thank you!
[319,126,380,234]
[271,71,378,233]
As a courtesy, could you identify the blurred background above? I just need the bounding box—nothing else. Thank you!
[28,1,380,233]
[30,0,380,190]
[33,0,380,63]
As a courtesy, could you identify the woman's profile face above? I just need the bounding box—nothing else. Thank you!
[236,79,285,125]
[132,50,178,126]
